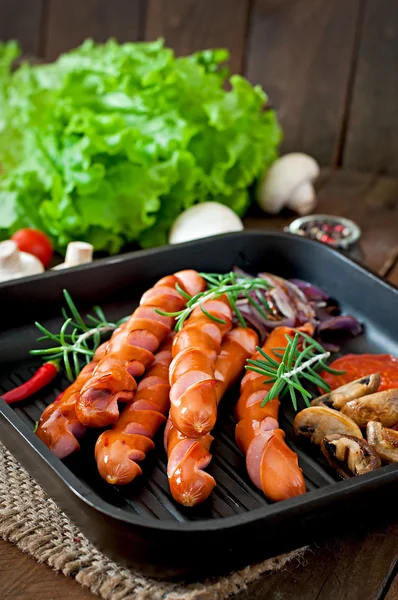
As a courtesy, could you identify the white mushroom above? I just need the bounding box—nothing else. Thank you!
[169,202,243,245]
[52,241,94,270]
[341,389,398,428]
[320,434,381,478]
[293,406,363,445]
[366,421,398,463]
[0,240,44,283]
[257,153,320,215]
[311,373,381,410]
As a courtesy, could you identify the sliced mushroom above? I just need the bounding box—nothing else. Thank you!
[341,389,398,428]
[293,406,363,446]
[320,434,381,479]
[311,373,380,410]
[366,421,398,463]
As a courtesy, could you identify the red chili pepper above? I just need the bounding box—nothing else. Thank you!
[1,360,60,405]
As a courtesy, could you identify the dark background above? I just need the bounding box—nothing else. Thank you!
[1,0,397,175]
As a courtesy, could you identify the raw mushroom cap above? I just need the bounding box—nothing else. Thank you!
[256,153,320,215]
[0,240,44,282]
[341,388,398,428]
[366,421,398,463]
[168,202,243,245]
[311,373,380,410]
[320,433,381,479]
[293,405,362,446]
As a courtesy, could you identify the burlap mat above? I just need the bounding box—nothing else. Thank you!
[0,443,305,599]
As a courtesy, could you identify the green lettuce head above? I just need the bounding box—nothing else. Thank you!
[0,39,282,253]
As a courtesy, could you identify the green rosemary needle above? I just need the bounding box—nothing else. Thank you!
[246,331,345,411]
[155,271,272,331]
[31,290,128,381]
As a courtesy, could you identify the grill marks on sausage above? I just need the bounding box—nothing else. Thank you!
[95,336,174,486]
[168,295,234,439]
[35,270,206,458]
[75,271,206,428]
[165,328,259,507]
[235,325,311,502]
[36,361,97,459]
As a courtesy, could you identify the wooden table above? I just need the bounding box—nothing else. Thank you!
[1,169,397,599]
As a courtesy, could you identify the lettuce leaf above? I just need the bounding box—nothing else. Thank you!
[0,39,281,253]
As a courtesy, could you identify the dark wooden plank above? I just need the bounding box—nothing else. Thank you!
[2,519,395,599]
[384,258,398,288]
[344,176,398,274]
[315,169,376,217]
[245,169,398,275]
[45,0,143,60]
[299,171,398,274]
[0,0,44,56]
[0,538,94,600]
[245,0,361,166]
[145,0,250,73]
[385,573,398,600]
[344,0,398,175]
[236,520,398,600]
[244,169,376,240]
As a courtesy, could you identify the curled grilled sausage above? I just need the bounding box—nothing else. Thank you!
[35,323,134,456]
[235,325,312,502]
[75,270,206,428]
[169,294,233,438]
[36,270,205,458]
[95,336,173,485]
[36,361,96,459]
[165,327,259,506]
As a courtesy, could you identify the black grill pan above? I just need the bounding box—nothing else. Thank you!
[0,232,397,579]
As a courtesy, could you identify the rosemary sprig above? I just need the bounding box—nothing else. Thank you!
[155,271,271,331]
[246,331,345,411]
[31,290,128,381]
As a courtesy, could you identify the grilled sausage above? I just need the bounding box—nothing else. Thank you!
[235,325,312,502]
[165,327,259,506]
[36,361,96,458]
[75,270,206,428]
[36,270,205,457]
[95,336,173,485]
[169,294,233,438]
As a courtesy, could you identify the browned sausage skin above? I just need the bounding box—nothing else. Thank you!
[169,294,233,438]
[95,336,174,485]
[165,327,259,506]
[36,361,96,459]
[235,325,312,502]
[36,270,206,457]
[75,270,206,427]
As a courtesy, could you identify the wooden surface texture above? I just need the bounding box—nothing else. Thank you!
[2,0,398,172]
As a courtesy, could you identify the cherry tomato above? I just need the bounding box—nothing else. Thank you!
[321,354,398,392]
[11,228,53,268]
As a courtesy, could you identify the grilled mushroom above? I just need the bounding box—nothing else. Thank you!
[293,406,363,445]
[341,389,398,428]
[320,434,381,479]
[366,421,398,463]
[311,373,380,410]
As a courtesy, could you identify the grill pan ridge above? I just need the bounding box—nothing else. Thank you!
[0,231,397,579]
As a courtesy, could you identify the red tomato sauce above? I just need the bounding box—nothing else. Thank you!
[322,354,398,392]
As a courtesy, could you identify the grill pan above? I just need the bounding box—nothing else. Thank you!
[0,231,397,579]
